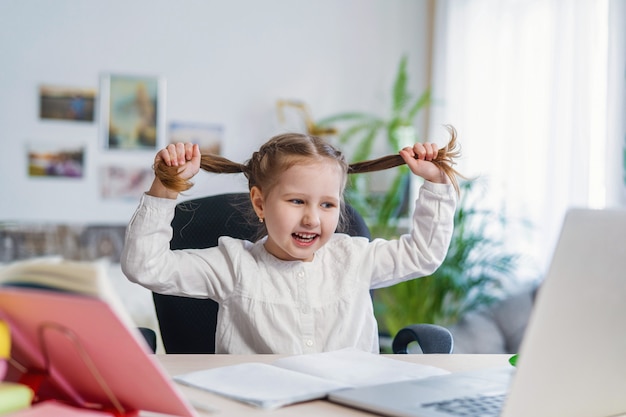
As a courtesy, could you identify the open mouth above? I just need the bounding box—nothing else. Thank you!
[292,232,319,245]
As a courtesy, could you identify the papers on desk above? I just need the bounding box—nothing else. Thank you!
[174,348,449,409]
[176,362,346,410]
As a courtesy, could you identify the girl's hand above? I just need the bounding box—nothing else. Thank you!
[148,143,201,198]
[399,142,450,184]
[155,142,201,180]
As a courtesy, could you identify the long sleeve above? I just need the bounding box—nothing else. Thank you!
[364,180,457,289]
[120,194,240,300]
[119,183,456,354]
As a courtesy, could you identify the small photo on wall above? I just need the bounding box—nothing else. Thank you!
[100,74,165,150]
[39,85,96,122]
[27,143,85,178]
[100,165,154,200]
[169,122,223,155]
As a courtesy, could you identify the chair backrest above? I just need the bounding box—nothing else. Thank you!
[391,324,454,354]
[153,192,371,353]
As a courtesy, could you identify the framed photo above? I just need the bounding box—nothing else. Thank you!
[100,74,166,150]
[39,85,96,122]
[100,165,154,200]
[169,122,223,155]
[27,142,85,179]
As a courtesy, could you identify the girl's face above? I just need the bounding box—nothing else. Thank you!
[251,159,343,262]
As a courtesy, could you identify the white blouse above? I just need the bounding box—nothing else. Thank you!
[121,181,456,354]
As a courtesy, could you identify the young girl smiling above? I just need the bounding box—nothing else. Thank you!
[122,130,461,354]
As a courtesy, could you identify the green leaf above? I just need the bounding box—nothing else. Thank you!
[317,112,378,126]
[352,126,382,162]
[407,89,431,120]
[376,169,408,227]
[392,55,410,115]
[336,119,383,146]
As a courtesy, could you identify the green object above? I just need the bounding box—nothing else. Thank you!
[0,382,34,415]
[317,55,431,238]
[317,57,527,336]
[374,180,523,335]
[509,354,518,367]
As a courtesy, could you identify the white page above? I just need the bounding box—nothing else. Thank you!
[174,349,449,410]
[174,362,348,410]
[273,348,449,387]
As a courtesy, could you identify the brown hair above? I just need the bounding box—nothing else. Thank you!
[154,125,462,195]
[347,125,462,194]
[155,127,462,236]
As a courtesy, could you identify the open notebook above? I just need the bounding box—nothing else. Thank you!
[0,287,196,417]
[330,208,626,417]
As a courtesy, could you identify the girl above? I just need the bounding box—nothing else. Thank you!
[121,128,461,354]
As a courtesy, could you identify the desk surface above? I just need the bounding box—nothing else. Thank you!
[156,354,512,417]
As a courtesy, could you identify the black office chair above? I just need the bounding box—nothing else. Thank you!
[149,193,453,354]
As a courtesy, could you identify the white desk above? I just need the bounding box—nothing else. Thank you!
[157,354,513,416]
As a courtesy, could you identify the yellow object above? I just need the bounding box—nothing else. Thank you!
[0,320,9,359]
[0,382,34,415]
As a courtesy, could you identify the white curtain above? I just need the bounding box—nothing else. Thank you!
[428,0,612,275]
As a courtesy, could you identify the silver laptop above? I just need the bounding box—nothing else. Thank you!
[329,208,626,417]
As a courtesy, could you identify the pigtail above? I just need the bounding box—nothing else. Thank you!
[348,125,463,195]
[154,127,463,195]
[154,154,247,193]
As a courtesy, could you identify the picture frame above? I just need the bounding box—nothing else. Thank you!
[99,74,166,150]
[168,121,223,155]
[27,142,85,179]
[39,85,96,122]
[99,165,154,200]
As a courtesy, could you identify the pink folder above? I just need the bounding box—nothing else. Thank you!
[0,287,197,417]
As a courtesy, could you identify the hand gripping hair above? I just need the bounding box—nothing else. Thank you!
[153,125,463,196]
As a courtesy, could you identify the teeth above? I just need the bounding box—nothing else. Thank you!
[294,233,316,240]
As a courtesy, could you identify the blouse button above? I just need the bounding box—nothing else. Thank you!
[305,339,314,347]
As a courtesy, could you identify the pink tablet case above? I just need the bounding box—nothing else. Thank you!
[0,287,196,417]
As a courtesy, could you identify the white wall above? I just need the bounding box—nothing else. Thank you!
[607,0,626,206]
[0,0,431,223]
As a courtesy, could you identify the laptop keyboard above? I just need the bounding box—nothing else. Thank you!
[421,393,506,416]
